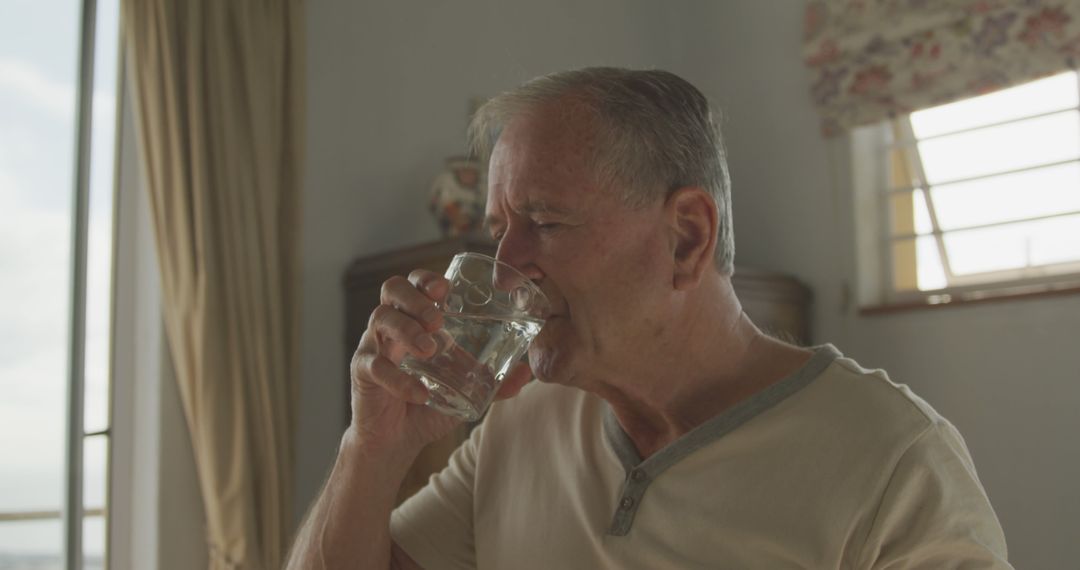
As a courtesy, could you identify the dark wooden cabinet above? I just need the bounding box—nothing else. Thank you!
[343,237,812,502]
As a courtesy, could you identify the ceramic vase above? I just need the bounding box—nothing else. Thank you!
[429,156,486,237]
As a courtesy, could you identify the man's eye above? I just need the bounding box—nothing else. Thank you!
[535,222,560,231]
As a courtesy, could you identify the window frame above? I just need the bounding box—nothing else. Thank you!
[853,79,1080,314]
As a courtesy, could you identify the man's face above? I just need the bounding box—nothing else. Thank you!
[484,109,675,387]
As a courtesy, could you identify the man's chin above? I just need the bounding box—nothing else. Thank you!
[527,345,563,384]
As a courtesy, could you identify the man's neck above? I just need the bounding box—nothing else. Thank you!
[591,278,812,459]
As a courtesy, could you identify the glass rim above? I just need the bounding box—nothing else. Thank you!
[450,251,550,306]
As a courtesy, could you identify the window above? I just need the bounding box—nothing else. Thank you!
[857,71,1080,309]
[0,0,121,568]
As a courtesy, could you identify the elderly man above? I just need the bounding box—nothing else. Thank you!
[287,68,1010,569]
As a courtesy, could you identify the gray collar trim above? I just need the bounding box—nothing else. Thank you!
[600,344,842,535]
[602,343,842,478]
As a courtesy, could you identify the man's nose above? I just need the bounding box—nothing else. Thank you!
[494,224,544,283]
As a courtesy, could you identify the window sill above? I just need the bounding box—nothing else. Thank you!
[858,280,1080,316]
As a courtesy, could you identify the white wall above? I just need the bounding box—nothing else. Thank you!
[299,0,671,521]
[664,3,1080,568]
[300,2,1079,567]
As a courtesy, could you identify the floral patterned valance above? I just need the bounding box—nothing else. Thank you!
[805,0,1080,136]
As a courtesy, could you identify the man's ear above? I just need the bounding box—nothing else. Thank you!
[665,186,718,290]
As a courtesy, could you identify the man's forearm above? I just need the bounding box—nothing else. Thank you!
[286,428,419,570]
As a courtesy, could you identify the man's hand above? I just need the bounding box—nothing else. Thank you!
[348,269,533,456]
[283,266,532,570]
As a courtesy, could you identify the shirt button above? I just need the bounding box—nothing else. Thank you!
[620,496,635,510]
[631,470,646,482]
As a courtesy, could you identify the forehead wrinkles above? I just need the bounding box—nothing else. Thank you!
[504,100,602,177]
[483,183,574,233]
[525,111,603,170]
[484,103,611,231]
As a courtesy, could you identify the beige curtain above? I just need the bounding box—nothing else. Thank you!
[121,1,304,568]
[805,0,1080,135]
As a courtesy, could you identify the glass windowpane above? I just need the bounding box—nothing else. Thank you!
[83,435,108,511]
[916,236,948,291]
[891,69,1080,294]
[929,162,1080,231]
[911,71,1079,138]
[943,213,1080,275]
[889,189,935,237]
[3,2,120,567]
[892,236,947,292]
[84,0,121,435]
[84,515,106,570]
[912,189,933,235]
[918,111,1080,185]
[0,518,62,568]
[0,0,82,532]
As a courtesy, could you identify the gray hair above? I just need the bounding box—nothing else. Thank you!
[468,67,735,274]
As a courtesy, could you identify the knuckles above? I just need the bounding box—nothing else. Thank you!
[408,269,436,286]
[350,334,374,382]
[355,271,436,391]
[367,304,393,330]
[379,275,411,304]
[408,270,447,299]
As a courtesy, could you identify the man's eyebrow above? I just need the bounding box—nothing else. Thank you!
[484,200,570,234]
[522,200,569,214]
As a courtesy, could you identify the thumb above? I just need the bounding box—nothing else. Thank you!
[494,360,533,400]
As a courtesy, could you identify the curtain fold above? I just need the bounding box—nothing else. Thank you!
[805,0,1080,136]
[121,1,304,568]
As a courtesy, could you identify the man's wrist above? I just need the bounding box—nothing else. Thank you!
[339,426,422,481]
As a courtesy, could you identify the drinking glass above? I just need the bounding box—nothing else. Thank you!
[400,253,549,421]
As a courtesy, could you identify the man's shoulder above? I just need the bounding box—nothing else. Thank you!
[828,354,940,418]
[792,348,950,448]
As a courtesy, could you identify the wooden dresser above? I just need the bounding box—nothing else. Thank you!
[343,237,812,503]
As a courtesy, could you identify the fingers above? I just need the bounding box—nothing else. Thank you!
[349,271,451,412]
[369,353,430,404]
[381,274,446,332]
[367,305,439,362]
[494,360,533,400]
[351,331,429,405]
[408,269,450,304]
